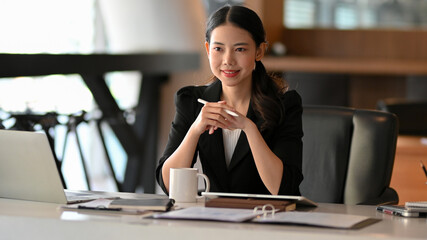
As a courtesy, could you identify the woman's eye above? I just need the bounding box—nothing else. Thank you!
[213,47,222,51]
[236,48,246,52]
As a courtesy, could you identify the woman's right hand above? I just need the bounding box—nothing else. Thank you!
[192,101,236,135]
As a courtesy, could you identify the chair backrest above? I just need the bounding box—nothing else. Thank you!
[300,105,399,205]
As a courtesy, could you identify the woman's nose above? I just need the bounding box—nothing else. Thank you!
[223,51,235,65]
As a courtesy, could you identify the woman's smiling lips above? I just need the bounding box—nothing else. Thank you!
[221,70,240,78]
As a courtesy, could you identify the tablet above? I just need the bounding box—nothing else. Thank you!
[201,192,318,207]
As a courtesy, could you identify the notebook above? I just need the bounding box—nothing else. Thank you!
[405,201,427,208]
[0,129,96,204]
[61,197,175,214]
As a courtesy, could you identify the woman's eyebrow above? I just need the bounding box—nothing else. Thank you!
[211,41,249,46]
[212,41,224,45]
[234,42,249,46]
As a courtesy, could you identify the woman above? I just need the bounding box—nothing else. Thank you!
[156,5,303,195]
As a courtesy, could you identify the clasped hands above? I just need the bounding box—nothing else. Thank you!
[194,101,246,135]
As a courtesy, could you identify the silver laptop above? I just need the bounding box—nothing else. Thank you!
[0,129,95,204]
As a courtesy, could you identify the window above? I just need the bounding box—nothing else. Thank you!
[283,0,427,29]
[0,0,127,191]
[284,0,316,28]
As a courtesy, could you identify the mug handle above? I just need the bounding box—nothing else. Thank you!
[196,173,210,199]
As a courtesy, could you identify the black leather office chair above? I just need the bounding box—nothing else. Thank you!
[300,105,399,205]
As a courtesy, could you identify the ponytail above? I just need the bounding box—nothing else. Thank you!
[251,61,287,131]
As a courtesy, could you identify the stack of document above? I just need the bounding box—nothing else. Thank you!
[153,206,378,229]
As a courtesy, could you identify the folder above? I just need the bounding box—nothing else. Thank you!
[253,211,379,229]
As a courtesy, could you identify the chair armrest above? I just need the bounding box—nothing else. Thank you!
[358,188,399,206]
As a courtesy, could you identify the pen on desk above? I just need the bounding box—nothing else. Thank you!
[77,205,122,211]
[420,160,427,179]
[197,98,239,117]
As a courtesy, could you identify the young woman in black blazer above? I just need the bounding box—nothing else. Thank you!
[156,5,303,196]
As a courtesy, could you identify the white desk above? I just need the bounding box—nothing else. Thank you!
[1,192,426,240]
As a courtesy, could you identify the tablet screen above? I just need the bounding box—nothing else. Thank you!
[201,192,318,207]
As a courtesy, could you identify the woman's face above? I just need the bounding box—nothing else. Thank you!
[205,23,264,89]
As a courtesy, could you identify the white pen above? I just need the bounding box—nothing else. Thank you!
[197,98,239,117]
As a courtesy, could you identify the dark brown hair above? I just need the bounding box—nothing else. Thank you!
[205,5,287,131]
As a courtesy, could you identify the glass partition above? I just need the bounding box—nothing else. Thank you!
[284,0,427,29]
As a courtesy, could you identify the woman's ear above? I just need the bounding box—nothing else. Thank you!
[205,41,210,56]
[255,42,267,61]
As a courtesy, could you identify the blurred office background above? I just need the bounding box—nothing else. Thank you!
[0,0,426,202]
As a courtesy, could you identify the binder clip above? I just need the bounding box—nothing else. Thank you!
[253,204,276,218]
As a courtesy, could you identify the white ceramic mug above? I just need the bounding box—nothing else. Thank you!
[169,168,210,203]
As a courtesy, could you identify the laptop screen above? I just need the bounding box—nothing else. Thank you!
[0,129,68,204]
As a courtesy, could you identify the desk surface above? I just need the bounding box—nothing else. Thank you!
[1,191,426,240]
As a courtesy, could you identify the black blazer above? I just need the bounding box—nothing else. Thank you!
[156,80,303,195]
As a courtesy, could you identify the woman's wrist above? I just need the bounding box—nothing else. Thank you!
[241,118,256,133]
[189,123,203,137]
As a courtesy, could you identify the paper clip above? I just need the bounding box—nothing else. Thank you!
[253,204,276,218]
